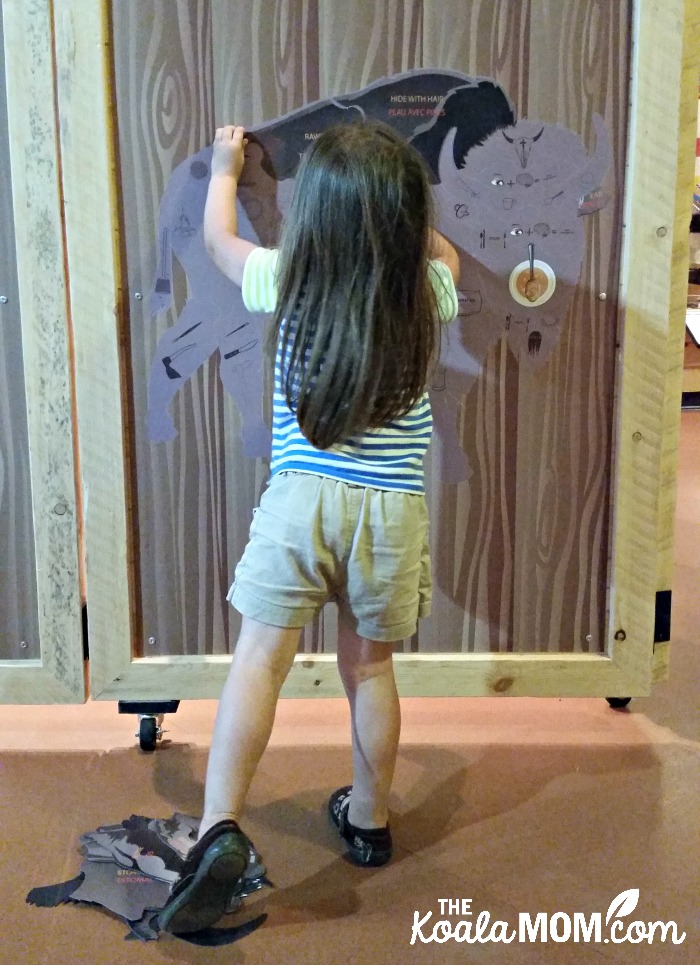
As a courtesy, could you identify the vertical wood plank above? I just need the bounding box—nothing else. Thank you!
[610,0,700,688]
[315,0,423,651]
[0,3,41,660]
[52,0,131,698]
[657,0,700,608]
[2,0,83,698]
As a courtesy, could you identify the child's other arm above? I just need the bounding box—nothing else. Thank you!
[204,125,257,286]
[429,228,460,286]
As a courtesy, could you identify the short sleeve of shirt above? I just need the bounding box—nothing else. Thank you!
[428,259,459,323]
[241,247,280,314]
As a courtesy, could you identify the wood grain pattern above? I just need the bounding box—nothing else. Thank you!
[1,0,83,701]
[106,0,630,660]
[112,0,232,658]
[52,0,135,698]
[213,0,319,125]
[319,0,422,96]
[0,0,686,703]
[512,0,629,653]
[90,650,640,701]
[0,4,40,661]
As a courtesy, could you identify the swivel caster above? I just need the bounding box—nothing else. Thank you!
[118,700,180,751]
[606,697,632,710]
[137,714,163,752]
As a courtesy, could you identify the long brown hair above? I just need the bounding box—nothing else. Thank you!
[272,121,440,449]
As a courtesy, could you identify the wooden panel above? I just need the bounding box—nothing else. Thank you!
[0,0,83,702]
[612,0,700,689]
[212,0,319,124]
[104,0,629,663]
[109,1,319,659]
[0,3,40,661]
[318,0,422,96]
[67,0,697,700]
[417,0,629,654]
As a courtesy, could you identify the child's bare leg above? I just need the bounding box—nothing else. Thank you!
[199,616,301,838]
[336,615,400,829]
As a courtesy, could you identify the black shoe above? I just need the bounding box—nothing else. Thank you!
[328,786,393,867]
[157,820,249,934]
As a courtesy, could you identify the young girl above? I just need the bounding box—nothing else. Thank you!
[158,120,459,934]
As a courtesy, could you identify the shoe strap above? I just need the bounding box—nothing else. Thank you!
[180,820,242,876]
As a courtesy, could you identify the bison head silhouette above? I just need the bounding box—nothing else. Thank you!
[433,113,611,364]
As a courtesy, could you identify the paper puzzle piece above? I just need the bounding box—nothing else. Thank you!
[27,813,271,944]
[72,858,171,922]
[79,816,186,883]
[26,873,86,907]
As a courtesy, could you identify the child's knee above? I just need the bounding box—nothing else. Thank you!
[234,619,301,678]
[338,639,395,686]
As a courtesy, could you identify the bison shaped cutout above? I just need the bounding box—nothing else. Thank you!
[146,69,610,482]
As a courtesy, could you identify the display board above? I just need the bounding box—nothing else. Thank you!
[41,0,699,701]
[108,0,627,661]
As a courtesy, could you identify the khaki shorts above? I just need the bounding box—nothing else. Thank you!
[228,471,431,642]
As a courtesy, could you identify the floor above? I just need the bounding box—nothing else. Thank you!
[1,412,698,963]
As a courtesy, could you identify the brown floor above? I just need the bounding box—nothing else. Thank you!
[1,413,699,964]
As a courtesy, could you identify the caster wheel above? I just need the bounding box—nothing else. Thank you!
[138,716,158,752]
[606,697,632,709]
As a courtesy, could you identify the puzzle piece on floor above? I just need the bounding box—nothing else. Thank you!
[26,813,272,944]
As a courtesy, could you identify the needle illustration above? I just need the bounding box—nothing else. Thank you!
[525,243,539,302]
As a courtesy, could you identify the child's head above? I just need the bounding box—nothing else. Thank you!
[274,121,440,449]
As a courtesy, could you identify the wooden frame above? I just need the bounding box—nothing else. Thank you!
[0,1,84,703]
[56,0,699,701]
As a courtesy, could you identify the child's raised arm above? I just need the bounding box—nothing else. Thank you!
[428,228,460,286]
[203,125,258,286]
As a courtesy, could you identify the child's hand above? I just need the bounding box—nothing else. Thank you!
[212,125,248,180]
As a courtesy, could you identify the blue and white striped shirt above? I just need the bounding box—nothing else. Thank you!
[241,247,458,494]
